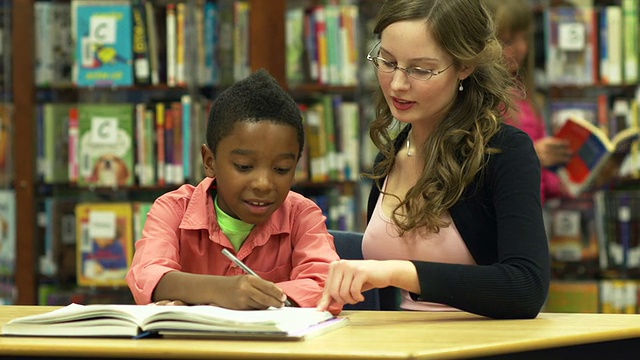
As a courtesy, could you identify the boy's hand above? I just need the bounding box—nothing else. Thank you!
[215,275,288,310]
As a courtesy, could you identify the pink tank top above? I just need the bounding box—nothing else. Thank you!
[362,178,476,311]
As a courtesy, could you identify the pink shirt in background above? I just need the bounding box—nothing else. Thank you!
[126,177,342,315]
[509,98,563,205]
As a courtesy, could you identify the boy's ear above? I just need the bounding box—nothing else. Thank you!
[201,144,216,177]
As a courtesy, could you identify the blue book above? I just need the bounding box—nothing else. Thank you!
[72,0,133,87]
[203,1,219,86]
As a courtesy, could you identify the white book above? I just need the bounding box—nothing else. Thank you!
[166,4,177,87]
[1,303,347,340]
[606,6,623,85]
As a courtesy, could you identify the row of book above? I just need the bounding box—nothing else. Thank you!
[38,95,366,189]
[35,0,248,88]
[545,1,640,86]
[546,190,640,280]
[297,94,362,184]
[37,191,361,284]
[38,200,150,288]
[37,96,207,188]
[286,3,360,86]
[545,279,640,314]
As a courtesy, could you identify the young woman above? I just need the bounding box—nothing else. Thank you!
[317,0,550,319]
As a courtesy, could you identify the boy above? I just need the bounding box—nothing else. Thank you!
[126,70,342,315]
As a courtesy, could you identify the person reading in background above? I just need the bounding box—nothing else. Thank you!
[127,70,342,315]
[317,0,550,319]
[482,0,572,204]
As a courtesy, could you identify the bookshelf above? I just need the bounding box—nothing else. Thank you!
[8,0,372,305]
[13,0,38,306]
[540,0,640,314]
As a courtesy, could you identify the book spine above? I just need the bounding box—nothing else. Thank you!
[68,107,79,184]
[155,102,166,186]
[144,106,157,185]
[181,95,192,180]
[144,0,160,85]
[132,0,151,85]
[622,0,639,84]
[166,3,176,87]
[175,2,186,86]
[135,103,147,185]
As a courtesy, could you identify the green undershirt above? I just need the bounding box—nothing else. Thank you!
[215,196,254,251]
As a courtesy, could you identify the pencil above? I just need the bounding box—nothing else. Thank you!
[222,248,294,307]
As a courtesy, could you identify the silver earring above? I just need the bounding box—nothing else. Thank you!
[458,80,464,92]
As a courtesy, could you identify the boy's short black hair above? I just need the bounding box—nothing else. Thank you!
[206,69,304,157]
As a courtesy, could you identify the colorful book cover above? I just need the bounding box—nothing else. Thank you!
[76,202,133,287]
[77,103,135,187]
[0,189,15,278]
[547,196,599,278]
[72,0,134,87]
[554,116,640,196]
[545,6,597,86]
[548,100,599,134]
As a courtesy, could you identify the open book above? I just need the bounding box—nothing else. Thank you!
[554,116,640,196]
[1,303,347,341]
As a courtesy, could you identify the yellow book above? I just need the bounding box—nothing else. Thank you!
[76,202,133,287]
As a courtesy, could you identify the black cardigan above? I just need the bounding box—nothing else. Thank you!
[367,124,550,319]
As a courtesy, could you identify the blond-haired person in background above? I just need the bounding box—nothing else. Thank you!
[482,0,572,204]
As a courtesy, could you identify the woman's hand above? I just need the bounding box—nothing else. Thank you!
[316,260,419,311]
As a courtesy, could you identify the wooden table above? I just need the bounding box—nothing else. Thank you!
[1,306,639,359]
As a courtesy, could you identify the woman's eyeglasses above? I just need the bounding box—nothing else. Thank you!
[366,41,453,81]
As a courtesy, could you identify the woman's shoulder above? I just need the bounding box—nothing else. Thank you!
[489,123,535,148]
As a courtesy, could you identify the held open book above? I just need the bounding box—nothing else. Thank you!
[554,116,640,196]
[1,303,348,341]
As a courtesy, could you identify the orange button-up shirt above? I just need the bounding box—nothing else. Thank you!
[126,177,342,315]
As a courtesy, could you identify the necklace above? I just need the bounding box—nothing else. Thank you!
[406,131,413,157]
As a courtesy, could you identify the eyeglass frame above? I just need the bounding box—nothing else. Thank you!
[366,41,454,81]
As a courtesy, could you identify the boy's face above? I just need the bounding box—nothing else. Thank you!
[202,121,299,224]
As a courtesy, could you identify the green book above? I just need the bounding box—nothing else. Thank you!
[43,103,74,184]
[77,103,135,187]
